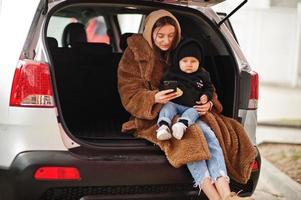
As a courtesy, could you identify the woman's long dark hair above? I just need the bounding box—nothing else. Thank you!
[152,16,179,66]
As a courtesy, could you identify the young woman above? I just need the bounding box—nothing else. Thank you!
[118,9,255,200]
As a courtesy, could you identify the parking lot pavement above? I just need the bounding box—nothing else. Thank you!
[254,125,301,200]
[254,157,301,200]
[252,176,284,200]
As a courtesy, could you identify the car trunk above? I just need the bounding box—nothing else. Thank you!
[46,1,238,146]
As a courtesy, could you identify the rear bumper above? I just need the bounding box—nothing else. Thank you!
[0,150,260,200]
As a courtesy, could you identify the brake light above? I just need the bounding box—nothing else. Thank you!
[251,160,259,171]
[248,71,258,109]
[34,166,81,181]
[10,59,54,107]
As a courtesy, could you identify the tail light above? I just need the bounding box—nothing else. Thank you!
[248,71,258,109]
[10,59,55,107]
[251,160,259,171]
[34,166,81,181]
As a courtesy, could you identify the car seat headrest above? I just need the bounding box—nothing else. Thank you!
[119,33,134,51]
[46,37,58,49]
[62,23,87,47]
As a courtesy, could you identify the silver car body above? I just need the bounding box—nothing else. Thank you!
[0,0,257,169]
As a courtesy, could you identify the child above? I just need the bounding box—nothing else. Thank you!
[156,38,214,140]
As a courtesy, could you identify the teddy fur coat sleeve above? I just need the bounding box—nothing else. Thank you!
[118,47,162,120]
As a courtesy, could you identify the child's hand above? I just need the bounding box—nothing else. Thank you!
[200,95,208,104]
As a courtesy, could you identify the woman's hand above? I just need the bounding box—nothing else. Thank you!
[194,100,212,115]
[155,89,178,104]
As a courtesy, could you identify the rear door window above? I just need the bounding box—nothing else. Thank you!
[47,16,77,47]
[86,16,110,44]
[117,14,143,34]
[47,15,110,46]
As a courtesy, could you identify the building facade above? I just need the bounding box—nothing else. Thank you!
[215,0,301,87]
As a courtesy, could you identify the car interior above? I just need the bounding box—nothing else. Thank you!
[45,3,237,145]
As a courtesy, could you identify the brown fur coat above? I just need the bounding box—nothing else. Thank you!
[118,34,257,184]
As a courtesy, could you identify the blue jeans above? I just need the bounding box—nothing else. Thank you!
[187,120,229,190]
[157,102,199,126]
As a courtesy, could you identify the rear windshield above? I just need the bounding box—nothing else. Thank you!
[45,2,237,143]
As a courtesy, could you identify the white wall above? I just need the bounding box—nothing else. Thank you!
[214,0,301,87]
[297,2,301,86]
[234,8,297,86]
[0,0,2,16]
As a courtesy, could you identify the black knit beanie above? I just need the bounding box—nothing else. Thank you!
[177,42,203,63]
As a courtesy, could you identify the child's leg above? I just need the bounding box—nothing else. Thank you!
[156,102,178,140]
[178,107,200,126]
[172,107,199,140]
[157,102,178,126]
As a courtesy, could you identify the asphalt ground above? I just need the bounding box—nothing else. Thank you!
[255,126,301,200]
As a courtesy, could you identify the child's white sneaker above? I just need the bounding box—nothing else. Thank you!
[172,122,187,140]
[156,125,172,140]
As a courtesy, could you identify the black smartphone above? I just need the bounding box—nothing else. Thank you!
[163,80,178,92]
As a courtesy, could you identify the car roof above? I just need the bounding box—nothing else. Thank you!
[49,0,226,8]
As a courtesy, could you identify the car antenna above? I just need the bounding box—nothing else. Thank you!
[217,0,247,27]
